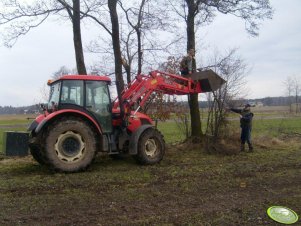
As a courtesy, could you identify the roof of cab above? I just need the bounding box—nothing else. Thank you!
[48,75,111,84]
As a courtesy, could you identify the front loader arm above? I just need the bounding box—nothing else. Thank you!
[113,70,204,111]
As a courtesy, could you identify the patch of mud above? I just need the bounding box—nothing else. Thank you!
[171,132,301,155]
[168,135,241,155]
[0,156,33,164]
[205,137,240,155]
[255,134,301,149]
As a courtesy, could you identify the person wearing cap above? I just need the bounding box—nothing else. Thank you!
[230,104,254,152]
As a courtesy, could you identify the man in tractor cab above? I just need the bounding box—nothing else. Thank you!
[180,48,196,77]
[230,104,254,152]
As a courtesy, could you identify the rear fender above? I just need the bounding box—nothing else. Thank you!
[34,109,102,135]
[129,125,153,155]
[28,114,45,132]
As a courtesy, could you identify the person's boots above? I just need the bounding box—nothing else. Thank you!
[240,143,245,152]
[248,143,254,152]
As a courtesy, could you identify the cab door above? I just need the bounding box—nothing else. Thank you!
[85,81,112,133]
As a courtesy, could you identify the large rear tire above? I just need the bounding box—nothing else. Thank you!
[29,145,46,165]
[43,118,97,172]
[29,136,47,165]
[134,128,165,165]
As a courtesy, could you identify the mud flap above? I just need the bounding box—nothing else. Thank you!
[129,125,153,155]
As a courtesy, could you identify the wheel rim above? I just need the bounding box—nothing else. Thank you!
[54,131,85,162]
[144,138,158,157]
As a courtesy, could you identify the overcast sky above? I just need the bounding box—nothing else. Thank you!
[0,0,301,107]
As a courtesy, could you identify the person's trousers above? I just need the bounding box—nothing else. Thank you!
[241,126,252,145]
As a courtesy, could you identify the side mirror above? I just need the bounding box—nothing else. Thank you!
[40,103,47,111]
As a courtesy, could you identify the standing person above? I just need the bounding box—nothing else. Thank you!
[180,48,196,77]
[230,104,254,152]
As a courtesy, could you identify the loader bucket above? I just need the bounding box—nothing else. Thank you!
[190,69,226,92]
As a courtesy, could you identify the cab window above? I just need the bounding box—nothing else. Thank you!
[48,82,61,109]
[61,80,83,106]
[86,81,112,133]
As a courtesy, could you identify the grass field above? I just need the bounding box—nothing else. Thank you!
[0,110,300,225]
[0,114,33,155]
[156,115,301,143]
[1,113,300,152]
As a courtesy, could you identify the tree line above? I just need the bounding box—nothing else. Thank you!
[0,105,38,115]
[2,96,300,115]
[0,0,273,139]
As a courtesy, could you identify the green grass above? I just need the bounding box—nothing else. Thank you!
[1,113,300,153]
[156,120,186,143]
[156,116,301,143]
[252,117,301,137]
[0,119,28,125]
[0,114,34,125]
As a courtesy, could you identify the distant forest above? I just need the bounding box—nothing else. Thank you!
[200,96,300,108]
[0,105,39,115]
[0,96,300,115]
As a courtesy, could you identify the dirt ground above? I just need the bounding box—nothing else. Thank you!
[0,137,300,226]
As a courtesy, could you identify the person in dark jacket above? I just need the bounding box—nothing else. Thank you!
[230,104,254,152]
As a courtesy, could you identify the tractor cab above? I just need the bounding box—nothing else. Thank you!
[47,75,113,133]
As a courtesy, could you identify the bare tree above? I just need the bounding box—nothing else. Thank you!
[57,0,87,74]
[0,0,90,74]
[292,75,301,113]
[116,0,177,84]
[165,0,273,140]
[107,0,125,120]
[0,1,63,47]
[158,56,182,74]
[284,75,301,113]
[85,0,179,85]
[120,31,135,84]
[118,0,147,75]
[205,49,248,138]
[52,65,74,79]
[284,76,294,113]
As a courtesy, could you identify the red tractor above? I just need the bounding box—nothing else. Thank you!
[28,70,225,172]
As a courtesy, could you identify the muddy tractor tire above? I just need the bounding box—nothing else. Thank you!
[29,135,48,165]
[29,144,46,165]
[134,128,165,165]
[43,118,97,172]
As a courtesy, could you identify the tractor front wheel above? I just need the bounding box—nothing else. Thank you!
[44,118,97,172]
[134,128,165,165]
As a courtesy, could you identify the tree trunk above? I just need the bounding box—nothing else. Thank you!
[108,0,125,91]
[108,0,125,120]
[186,0,202,138]
[72,0,87,75]
[296,92,298,113]
[125,63,131,85]
[137,29,143,74]
[136,0,145,74]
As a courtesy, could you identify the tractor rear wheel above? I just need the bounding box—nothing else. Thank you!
[29,136,47,165]
[134,128,165,165]
[30,145,46,165]
[43,118,97,172]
